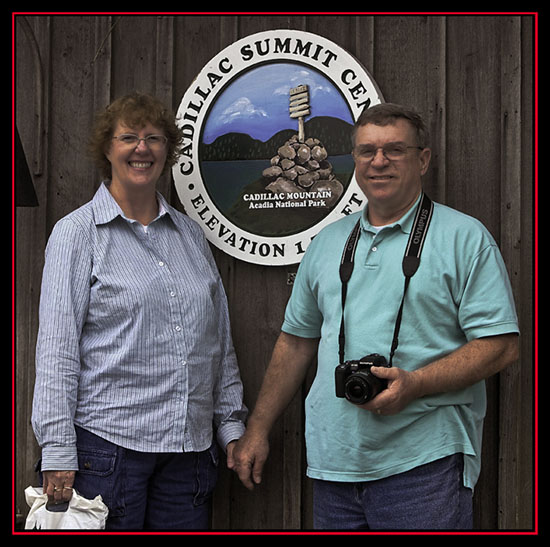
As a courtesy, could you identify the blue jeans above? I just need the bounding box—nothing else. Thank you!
[313,453,473,530]
[69,426,218,530]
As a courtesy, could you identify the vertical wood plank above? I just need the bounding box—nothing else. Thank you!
[90,15,114,191]
[110,16,157,96]
[155,15,175,200]
[47,15,106,224]
[516,16,535,530]
[91,15,114,110]
[445,16,501,235]
[498,16,534,530]
[14,15,52,525]
[446,16,503,529]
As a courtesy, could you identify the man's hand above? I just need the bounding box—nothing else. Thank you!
[358,366,422,415]
[227,332,318,490]
[227,430,270,490]
[42,470,75,504]
[359,334,519,416]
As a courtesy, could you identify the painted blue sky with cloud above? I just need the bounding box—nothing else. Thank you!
[202,63,353,144]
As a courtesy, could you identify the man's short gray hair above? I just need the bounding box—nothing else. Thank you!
[351,103,430,149]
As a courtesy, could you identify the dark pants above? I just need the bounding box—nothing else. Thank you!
[313,453,473,530]
[69,426,218,530]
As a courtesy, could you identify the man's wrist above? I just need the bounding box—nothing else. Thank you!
[244,414,272,439]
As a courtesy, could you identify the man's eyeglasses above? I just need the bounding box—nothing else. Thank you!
[354,143,424,161]
[112,134,168,150]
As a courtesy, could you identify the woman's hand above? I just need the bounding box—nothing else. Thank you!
[42,470,76,505]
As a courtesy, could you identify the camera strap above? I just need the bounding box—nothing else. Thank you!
[338,193,434,366]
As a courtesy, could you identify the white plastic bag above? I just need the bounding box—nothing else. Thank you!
[24,486,109,530]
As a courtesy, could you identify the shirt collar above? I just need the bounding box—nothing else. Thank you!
[92,181,171,226]
[360,192,423,235]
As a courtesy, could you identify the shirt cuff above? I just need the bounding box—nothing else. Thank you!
[464,321,519,342]
[216,421,246,452]
[40,446,79,471]
[281,321,321,339]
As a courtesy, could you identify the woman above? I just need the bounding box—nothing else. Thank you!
[32,93,247,530]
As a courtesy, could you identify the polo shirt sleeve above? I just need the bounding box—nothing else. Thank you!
[457,240,519,341]
[282,241,323,339]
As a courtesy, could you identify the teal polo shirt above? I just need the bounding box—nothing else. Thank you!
[282,194,518,489]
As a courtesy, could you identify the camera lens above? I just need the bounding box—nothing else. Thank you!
[348,383,366,400]
[344,373,375,405]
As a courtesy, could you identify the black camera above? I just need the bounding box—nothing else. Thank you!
[335,353,391,405]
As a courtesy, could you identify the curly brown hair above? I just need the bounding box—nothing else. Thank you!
[89,92,184,179]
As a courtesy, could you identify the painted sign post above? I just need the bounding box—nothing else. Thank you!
[289,84,309,142]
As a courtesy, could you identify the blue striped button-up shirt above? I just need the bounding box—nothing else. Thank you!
[32,182,247,471]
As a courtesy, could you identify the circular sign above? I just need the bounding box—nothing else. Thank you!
[173,29,383,265]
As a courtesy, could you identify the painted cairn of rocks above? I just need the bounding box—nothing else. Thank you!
[261,134,344,208]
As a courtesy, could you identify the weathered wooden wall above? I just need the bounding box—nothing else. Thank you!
[14,14,535,530]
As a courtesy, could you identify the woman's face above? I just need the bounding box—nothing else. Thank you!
[106,121,168,190]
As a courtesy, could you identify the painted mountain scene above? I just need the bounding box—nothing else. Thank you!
[198,63,356,237]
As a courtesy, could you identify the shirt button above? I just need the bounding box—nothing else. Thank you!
[169,290,176,297]
[372,246,378,252]
[158,261,165,267]
[174,325,182,332]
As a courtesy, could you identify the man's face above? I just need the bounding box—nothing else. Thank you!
[352,119,431,216]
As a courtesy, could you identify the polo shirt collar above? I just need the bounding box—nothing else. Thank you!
[360,192,423,235]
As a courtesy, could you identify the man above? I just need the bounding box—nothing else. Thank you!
[229,103,519,530]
